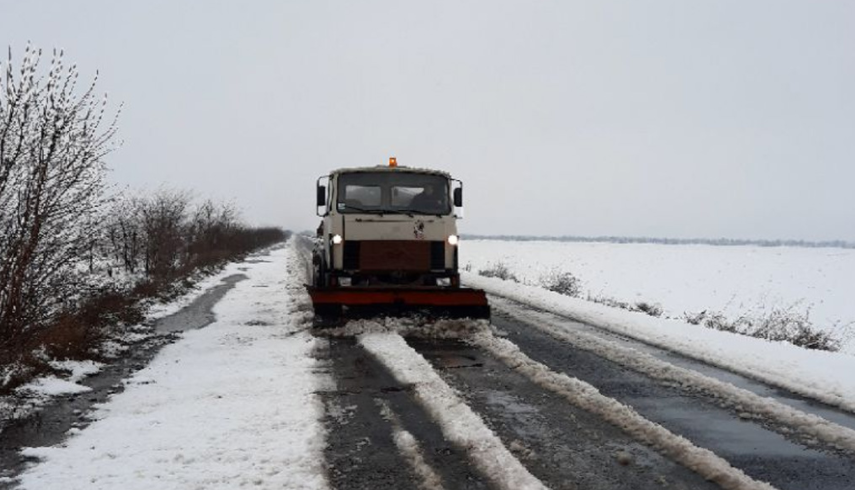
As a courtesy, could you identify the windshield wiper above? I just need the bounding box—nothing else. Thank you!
[343,204,385,214]
[410,210,445,217]
[345,205,419,217]
[344,204,445,218]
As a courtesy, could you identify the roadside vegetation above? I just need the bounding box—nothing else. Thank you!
[539,268,582,298]
[0,46,285,398]
[476,260,849,352]
[682,306,847,352]
[476,262,520,282]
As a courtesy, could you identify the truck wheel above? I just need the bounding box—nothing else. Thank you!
[312,252,328,287]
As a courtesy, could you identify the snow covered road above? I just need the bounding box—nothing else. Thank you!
[14,242,330,490]
[5,236,855,490]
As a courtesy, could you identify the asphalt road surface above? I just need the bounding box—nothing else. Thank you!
[320,299,855,490]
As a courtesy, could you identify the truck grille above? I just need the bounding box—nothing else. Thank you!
[342,240,445,271]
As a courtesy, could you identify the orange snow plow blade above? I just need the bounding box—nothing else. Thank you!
[307,286,490,321]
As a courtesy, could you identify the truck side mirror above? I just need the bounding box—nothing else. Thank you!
[453,187,463,207]
[317,185,326,207]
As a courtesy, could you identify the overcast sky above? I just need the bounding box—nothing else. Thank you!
[2,1,853,240]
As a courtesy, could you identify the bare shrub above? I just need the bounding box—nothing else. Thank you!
[539,269,582,297]
[634,301,663,317]
[105,195,144,274]
[586,294,663,318]
[586,294,635,311]
[682,306,843,352]
[0,45,119,351]
[138,189,193,278]
[477,262,519,282]
[186,198,239,268]
[103,191,284,282]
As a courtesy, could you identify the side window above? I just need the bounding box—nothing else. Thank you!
[391,186,423,207]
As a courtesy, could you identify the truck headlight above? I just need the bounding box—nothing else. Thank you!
[339,277,352,286]
[447,235,459,246]
[436,277,451,286]
[331,234,343,245]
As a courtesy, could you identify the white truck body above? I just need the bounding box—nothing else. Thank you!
[308,161,489,321]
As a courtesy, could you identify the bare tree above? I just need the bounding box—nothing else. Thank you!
[138,189,192,277]
[105,193,143,274]
[187,198,240,265]
[0,45,119,349]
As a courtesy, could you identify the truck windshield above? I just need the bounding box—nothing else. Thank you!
[336,172,451,215]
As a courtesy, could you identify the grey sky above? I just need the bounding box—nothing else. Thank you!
[3,1,853,240]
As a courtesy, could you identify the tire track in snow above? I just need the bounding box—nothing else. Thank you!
[320,338,419,490]
[359,332,548,490]
[321,335,490,490]
[469,332,778,490]
[409,337,723,490]
[492,300,855,456]
[376,399,446,490]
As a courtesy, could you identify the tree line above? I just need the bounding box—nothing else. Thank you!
[463,234,855,250]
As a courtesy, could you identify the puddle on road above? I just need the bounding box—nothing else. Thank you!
[435,354,483,369]
[641,349,855,432]
[630,395,825,459]
[155,274,247,333]
[407,339,484,369]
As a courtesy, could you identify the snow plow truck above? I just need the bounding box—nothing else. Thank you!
[307,158,490,323]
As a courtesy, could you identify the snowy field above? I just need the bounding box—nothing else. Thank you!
[460,239,855,346]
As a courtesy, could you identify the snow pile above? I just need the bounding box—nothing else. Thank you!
[8,360,102,400]
[47,359,103,382]
[360,332,547,490]
[320,316,490,338]
[18,240,330,490]
[16,376,91,397]
[466,272,855,414]
[470,332,776,490]
[493,298,855,454]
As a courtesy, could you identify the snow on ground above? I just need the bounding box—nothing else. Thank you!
[11,360,104,399]
[461,239,855,343]
[465,272,855,414]
[360,331,547,490]
[47,359,103,382]
[16,376,92,397]
[17,240,330,490]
